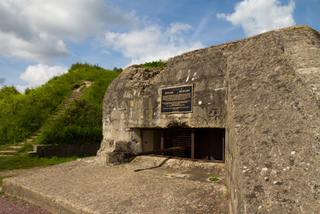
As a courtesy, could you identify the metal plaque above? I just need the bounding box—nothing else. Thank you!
[161,85,193,113]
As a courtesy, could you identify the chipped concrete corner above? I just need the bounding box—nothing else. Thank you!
[97,25,320,213]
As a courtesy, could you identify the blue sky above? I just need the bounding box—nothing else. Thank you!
[0,0,319,92]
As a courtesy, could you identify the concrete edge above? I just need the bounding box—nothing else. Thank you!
[2,179,95,214]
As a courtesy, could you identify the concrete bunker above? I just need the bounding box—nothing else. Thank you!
[97,26,320,213]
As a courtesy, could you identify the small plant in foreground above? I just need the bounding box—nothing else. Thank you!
[209,177,219,181]
[0,190,4,195]
[225,183,229,200]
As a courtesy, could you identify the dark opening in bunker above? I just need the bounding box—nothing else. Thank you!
[140,128,225,163]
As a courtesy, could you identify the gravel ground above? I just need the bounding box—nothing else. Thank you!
[1,168,52,214]
[0,193,52,214]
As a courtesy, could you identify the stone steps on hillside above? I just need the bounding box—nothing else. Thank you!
[0,81,94,156]
[0,150,17,154]
[9,145,23,149]
[0,142,25,156]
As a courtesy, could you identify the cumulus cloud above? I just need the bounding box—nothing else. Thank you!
[0,0,136,62]
[104,22,204,65]
[20,64,68,88]
[217,0,296,36]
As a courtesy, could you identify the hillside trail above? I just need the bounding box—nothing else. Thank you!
[0,81,93,157]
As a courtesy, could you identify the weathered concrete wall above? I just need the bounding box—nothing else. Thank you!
[225,26,320,213]
[97,25,320,213]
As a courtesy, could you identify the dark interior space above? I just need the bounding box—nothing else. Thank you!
[141,128,225,162]
[194,129,224,161]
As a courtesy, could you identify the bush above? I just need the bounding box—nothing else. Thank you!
[38,100,103,144]
[140,60,165,69]
[0,86,20,99]
[113,67,123,73]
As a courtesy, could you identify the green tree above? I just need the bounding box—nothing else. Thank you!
[0,86,20,99]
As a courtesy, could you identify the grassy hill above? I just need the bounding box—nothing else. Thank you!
[0,60,164,147]
[0,63,120,145]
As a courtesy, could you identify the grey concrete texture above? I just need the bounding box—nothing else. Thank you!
[3,157,228,214]
[98,25,320,213]
[225,26,320,213]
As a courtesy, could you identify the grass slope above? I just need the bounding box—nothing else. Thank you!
[0,63,120,145]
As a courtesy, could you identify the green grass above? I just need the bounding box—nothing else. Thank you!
[209,177,219,181]
[0,149,86,188]
[0,152,79,172]
[17,143,33,153]
[224,183,229,200]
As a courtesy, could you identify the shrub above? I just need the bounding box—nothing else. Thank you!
[0,86,20,99]
[140,60,165,69]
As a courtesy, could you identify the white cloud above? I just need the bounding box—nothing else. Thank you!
[166,23,193,35]
[15,85,28,94]
[217,0,296,36]
[101,50,110,55]
[0,31,70,62]
[20,64,68,88]
[0,0,137,62]
[104,22,204,65]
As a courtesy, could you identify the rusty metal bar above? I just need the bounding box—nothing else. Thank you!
[191,130,195,160]
[123,146,188,158]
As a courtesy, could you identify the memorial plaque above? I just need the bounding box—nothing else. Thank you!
[161,85,193,113]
